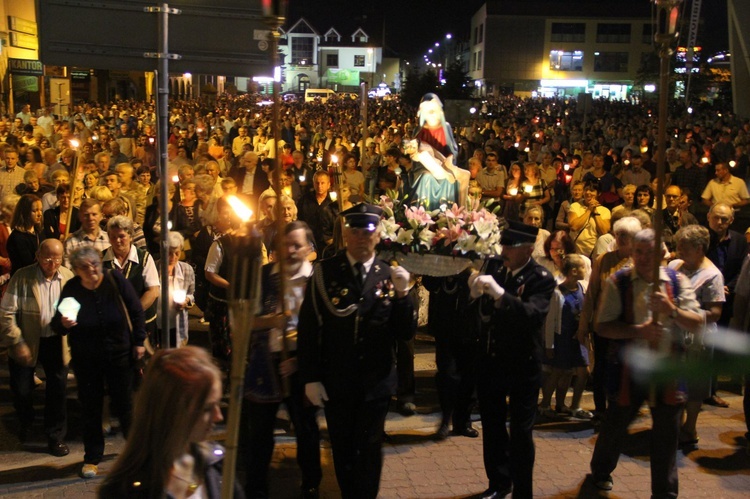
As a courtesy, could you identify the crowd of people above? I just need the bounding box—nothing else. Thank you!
[0,91,749,498]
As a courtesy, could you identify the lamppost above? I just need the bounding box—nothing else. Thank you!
[650,0,682,345]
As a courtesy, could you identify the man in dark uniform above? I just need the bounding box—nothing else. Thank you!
[470,220,556,499]
[297,204,416,499]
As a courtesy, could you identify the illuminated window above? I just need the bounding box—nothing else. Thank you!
[596,23,631,43]
[594,52,629,72]
[549,50,584,71]
[291,37,313,65]
[550,23,585,43]
[354,55,365,67]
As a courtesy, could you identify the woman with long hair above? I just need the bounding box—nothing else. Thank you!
[7,193,43,275]
[98,347,238,498]
[502,161,525,221]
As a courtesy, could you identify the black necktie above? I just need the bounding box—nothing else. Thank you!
[354,262,366,286]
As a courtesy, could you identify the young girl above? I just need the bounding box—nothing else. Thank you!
[539,254,593,419]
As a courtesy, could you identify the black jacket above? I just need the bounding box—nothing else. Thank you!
[297,252,416,400]
[472,257,556,367]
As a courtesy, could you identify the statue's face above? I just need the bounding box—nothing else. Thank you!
[421,101,442,128]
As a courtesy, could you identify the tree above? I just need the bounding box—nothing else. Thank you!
[401,67,440,107]
[442,61,472,100]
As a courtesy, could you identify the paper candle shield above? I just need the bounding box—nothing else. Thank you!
[58,297,81,321]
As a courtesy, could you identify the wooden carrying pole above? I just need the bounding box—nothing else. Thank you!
[220,213,263,499]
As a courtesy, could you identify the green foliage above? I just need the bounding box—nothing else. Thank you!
[442,61,473,100]
[401,68,440,107]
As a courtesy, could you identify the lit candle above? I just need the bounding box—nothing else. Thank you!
[172,175,179,183]
[563,164,570,171]
[173,288,187,305]
[330,191,338,201]
[299,175,306,182]
[640,146,648,153]
[729,160,736,167]
[701,157,709,164]
[509,187,518,196]
[524,147,530,153]
[524,184,533,193]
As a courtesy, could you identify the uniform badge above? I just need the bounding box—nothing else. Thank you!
[341,288,349,296]
[332,297,340,305]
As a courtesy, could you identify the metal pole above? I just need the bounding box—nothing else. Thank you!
[650,46,671,331]
[157,3,171,348]
[268,24,290,397]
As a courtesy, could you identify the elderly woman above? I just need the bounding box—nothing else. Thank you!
[52,246,146,478]
[156,232,195,349]
[668,225,725,447]
[555,180,584,232]
[102,215,160,347]
[523,205,550,260]
[577,216,642,420]
[611,184,637,217]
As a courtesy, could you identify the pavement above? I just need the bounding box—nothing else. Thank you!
[1,313,750,498]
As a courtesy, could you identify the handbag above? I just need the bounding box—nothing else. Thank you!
[105,270,145,380]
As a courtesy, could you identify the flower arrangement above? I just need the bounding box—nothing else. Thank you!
[377,190,504,260]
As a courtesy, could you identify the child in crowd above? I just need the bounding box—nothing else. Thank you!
[539,253,593,419]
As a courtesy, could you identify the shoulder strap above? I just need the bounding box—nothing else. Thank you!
[106,270,133,335]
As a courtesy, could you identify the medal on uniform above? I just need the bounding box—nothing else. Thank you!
[332,297,340,305]
[341,288,349,296]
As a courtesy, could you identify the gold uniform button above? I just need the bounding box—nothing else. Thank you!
[332,297,340,305]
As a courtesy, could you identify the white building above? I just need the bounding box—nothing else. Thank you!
[278,18,384,94]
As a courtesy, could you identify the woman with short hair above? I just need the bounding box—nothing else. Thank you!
[52,246,146,479]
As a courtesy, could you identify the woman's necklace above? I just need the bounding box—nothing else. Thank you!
[170,472,199,494]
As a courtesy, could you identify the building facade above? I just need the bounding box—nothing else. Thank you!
[277,18,386,94]
[470,0,653,100]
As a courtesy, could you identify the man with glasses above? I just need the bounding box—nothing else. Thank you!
[704,202,748,407]
[661,185,698,259]
[0,239,75,455]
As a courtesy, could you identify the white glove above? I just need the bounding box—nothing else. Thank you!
[390,266,411,293]
[470,275,505,301]
[305,382,329,407]
[467,270,480,289]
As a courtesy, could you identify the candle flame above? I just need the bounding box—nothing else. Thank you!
[227,195,253,222]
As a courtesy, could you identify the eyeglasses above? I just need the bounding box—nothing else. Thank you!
[76,261,100,271]
[42,257,62,264]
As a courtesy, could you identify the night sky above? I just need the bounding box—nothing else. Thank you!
[286,0,728,58]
